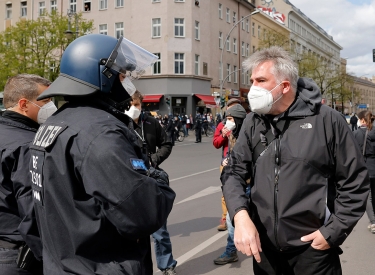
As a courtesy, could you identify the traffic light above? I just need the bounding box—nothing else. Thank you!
[220,97,225,108]
[165,96,171,106]
[373,49,375,62]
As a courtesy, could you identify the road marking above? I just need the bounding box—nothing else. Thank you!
[154,231,227,274]
[170,168,218,182]
[175,186,222,205]
[176,231,227,264]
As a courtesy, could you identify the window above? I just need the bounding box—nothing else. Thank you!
[203,62,208,75]
[153,53,161,74]
[226,8,230,23]
[233,12,237,23]
[21,2,27,17]
[51,0,57,12]
[195,54,200,75]
[226,35,230,52]
[174,53,184,74]
[116,0,123,8]
[175,0,184,2]
[195,21,200,40]
[69,0,76,12]
[241,16,245,30]
[227,64,231,83]
[241,41,245,56]
[5,3,12,19]
[233,65,238,83]
[115,22,124,38]
[174,18,184,37]
[152,0,160,2]
[39,2,45,16]
[242,69,246,84]
[252,22,255,36]
[83,0,91,11]
[152,18,161,37]
[219,61,222,81]
[246,72,250,85]
[258,26,261,37]
[99,24,107,35]
[253,45,255,53]
[246,43,249,57]
[233,38,237,54]
[218,3,222,19]
[99,0,107,10]
[219,32,223,49]
[246,19,249,32]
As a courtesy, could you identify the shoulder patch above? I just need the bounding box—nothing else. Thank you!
[130,158,148,171]
[31,124,67,149]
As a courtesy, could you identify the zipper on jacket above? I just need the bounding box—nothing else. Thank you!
[274,137,282,251]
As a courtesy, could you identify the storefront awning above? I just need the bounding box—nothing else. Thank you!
[194,94,216,105]
[143,94,163,103]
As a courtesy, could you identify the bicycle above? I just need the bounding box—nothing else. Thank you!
[176,129,185,142]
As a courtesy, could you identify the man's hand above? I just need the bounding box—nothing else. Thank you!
[221,158,228,166]
[233,210,262,263]
[301,230,330,250]
[221,127,230,137]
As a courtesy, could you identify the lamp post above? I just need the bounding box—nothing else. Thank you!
[65,9,79,40]
[219,9,260,111]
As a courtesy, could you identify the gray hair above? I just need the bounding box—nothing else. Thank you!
[242,46,298,92]
[3,74,51,108]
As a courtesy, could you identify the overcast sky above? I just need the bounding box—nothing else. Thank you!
[289,0,375,78]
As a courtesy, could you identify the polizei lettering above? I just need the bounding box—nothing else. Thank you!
[32,125,63,148]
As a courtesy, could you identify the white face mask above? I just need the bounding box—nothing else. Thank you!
[248,82,283,115]
[121,77,136,96]
[29,100,57,124]
[125,105,141,120]
[225,120,236,131]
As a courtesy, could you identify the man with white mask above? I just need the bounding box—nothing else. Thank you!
[0,74,53,274]
[222,46,369,275]
[126,91,176,275]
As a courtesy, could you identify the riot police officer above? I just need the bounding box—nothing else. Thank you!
[195,113,203,143]
[28,34,176,275]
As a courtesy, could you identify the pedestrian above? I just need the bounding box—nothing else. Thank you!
[213,104,247,265]
[28,34,176,274]
[180,113,187,137]
[125,91,177,275]
[185,115,190,136]
[350,112,358,131]
[189,114,194,130]
[166,115,176,146]
[222,46,369,275]
[202,113,208,136]
[0,74,54,274]
[353,110,375,234]
[212,98,242,231]
[194,113,202,143]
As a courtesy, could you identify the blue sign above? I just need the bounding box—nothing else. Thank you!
[358,104,367,109]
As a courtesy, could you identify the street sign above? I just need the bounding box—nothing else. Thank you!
[358,104,367,109]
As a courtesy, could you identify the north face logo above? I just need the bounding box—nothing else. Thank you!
[300,123,312,129]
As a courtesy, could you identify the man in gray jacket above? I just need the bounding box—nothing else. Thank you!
[222,46,369,275]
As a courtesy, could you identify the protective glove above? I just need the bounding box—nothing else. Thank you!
[148,167,169,186]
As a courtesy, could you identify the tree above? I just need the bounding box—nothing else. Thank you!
[258,29,290,51]
[0,11,94,90]
[333,70,355,113]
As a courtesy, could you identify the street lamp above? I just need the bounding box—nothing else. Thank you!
[219,10,260,111]
[65,9,79,40]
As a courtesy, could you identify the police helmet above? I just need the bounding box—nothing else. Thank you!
[38,34,158,102]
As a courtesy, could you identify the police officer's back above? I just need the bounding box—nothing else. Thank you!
[0,74,54,274]
[28,35,176,275]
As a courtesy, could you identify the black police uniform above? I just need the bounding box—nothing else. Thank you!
[29,101,176,275]
[0,111,43,274]
[195,114,202,142]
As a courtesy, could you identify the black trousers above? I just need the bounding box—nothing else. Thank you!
[0,248,40,275]
[253,245,342,275]
[195,127,202,142]
[370,177,375,213]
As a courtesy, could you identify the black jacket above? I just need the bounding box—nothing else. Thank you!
[223,78,369,252]
[29,101,176,275]
[353,126,375,177]
[134,112,172,167]
[0,111,42,260]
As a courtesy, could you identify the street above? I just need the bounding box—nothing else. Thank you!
[153,134,375,275]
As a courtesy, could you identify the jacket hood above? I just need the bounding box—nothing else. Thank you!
[286,77,322,118]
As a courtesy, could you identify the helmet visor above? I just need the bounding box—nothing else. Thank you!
[108,37,158,80]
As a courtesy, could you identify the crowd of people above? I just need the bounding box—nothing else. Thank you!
[0,34,372,275]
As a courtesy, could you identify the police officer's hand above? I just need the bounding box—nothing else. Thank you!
[148,167,169,186]
[301,230,330,250]
[233,210,262,263]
